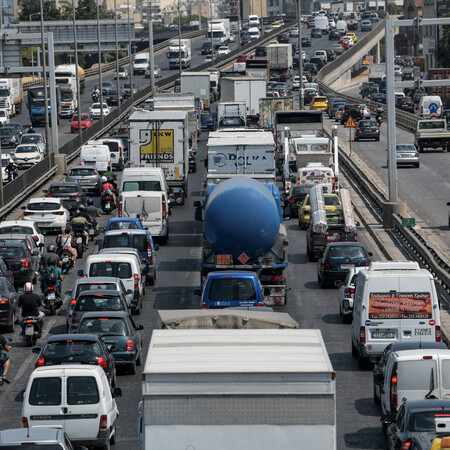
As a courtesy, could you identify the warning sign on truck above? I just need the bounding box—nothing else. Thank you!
[369,292,432,320]
[139,129,174,163]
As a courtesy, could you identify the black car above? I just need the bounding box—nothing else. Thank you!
[309,57,325,70]
[311,28,323,38]
[106,88,123,106]
[326,49,336,61]
[317,242,372,288]
[360,11,371,19]
[8,123,24,137]
[0,276,19,332]
[303,70,312,82]
[201,112,214,130]
[241,34,252,46]
[32,334,117,387]
[123,82,138,99]
[201,42,212,54]
[396,96,415,113]
[328,30,341,40]
[0,256,14,287]
[255,46,267,57]
[371,92,386,104]
[355,119,380,141]
[341,103,363,124]
[43,182,87,214]
[0,242,40,287]
[301,36,312,47]
[188,150,196,173]
[304,62,318,75]
[287,185,306,218]
[277,33,290,43]
[291,43,299,55]
[101,81,115,96]
[0,126,19,148]
[303,89,318,105]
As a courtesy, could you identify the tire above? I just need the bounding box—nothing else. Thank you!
[77,243,83,258]
[110,369,116,389]
[25,335,33,347]
[49,302,56,316]
[5,310,15,333]
[376,137,380,141]
[160,235,168,245]
[342,313,352,324]
[382,420,388,435]
[373,384,380,404]
[351,339,358,357]
[110,425,116,445]
[319,275,327,289]
[300,220,307,230]
[358,353,369,370]
[136,344,142,366]
[128,361,136,375]
[415,163,420,168]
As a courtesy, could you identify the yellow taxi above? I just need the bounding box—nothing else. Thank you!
[272,20,283,28]
[298,193,342,229]
[432,437,450,449]
[345,32,358,43]
[310,95,328,111]
[267,40,279,46]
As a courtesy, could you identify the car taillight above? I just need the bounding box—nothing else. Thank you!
[0,297,9,304]
[98,356,108,371]
[104,196,111,201]
[36,357,45,368]
[356,127,360,131]
[117,202,123,217]
[134,274,139,290]
[99,414,108,430]
[147,242,152,262]
[73,193,82,198]
[53,211,64,215]
[126,339,134,351]
[22,417,29,428]
[436,325,442,342]
[376,126,379,131]
[289,196,295,204]
[344,287,354,297]
[71,312,77,324]
[414,153,419,157]
[360,326,365,343]
[46,194,53,197]
[32,235,39,243]
[47,286,54,291]
[391,374,398,407]
[23,212,34,216]
[365,260,370,266]
[201,303,207,309]
[162,202,167,220]
[323,263,331,271]
[400,442,411,450]
[21,258,29,268]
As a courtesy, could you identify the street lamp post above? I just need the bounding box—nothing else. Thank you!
[114,0,120,110]
[178,0,182,74]
[39,0,50,150]
[72,2,82,138]
[96,0,104,120]
[209,0,214,65]
[297,0,304,109]
[148,0,156,93]
[29,13,40,78]
[128,3,134,102]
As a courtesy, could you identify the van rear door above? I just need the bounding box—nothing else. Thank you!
[142,195,163,235]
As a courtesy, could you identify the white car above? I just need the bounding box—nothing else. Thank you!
[1,153,14,183]
[359,103,371,119]
[217,46,231,57]
[89,102,110,119]
[328,19,336,29]
[292,75,308,90]
[22,198,70,234]
[394,65,403,77]
[204,54,213,64]
[336,267,366,323]
[302,50,309,62]
[290,27,299,37]
[342,36,354,47]
[20,133,46,154]
[229,33,236,43]
[0,220,45,247]
[0,109,9,125]
[13,143,44,168]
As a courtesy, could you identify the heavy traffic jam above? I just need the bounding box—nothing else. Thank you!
[0,6,449,450]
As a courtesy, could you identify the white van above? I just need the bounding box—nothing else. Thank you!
[314,16,330,33]
[248,15,260,27]
[379,348,450,430]
[248,27,261,40]
[315,50,328,63]
[133,52,150,75]
[296,163,335,197]
[336,20,348,35]
[80,144,111,174]
[119,191,169,244]
[80,253,146,314]
[21,365,121,449]
[351,261,441,369]
[419,95,443,119]
[89,138,125,171]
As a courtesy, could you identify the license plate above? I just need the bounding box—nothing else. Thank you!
[48,292,56,300]
[39,222,52,226]
[372,331,395,339]
[415,328,432,336]
[341,264,354,269]
[400,154,410,158]
[63,257,69,263]
[25,326,34,336]
[76,237,82,244]
[213,301,231,306]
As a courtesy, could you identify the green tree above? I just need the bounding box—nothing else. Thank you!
[75,0,112,20]
[19,0,60,21]
[386,2,403,15]
[436,12,450,67]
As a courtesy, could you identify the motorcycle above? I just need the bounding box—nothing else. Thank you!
[375,112,383,126]
[60,248,74,274]
[72,222,87,258]
[92,91,99,102]
[21,316,41,347]
[42,271,62,316]
[101,190,115,214]
[6,169,18,183]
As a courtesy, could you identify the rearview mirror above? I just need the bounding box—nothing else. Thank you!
[32,347,41,354]
[127,289,133,294]
[77,269,83,276]
[112,387,122,398]
[136,325,144,331]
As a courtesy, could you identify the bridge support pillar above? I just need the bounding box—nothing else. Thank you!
[383,202,408,229]
[55,154,67,176]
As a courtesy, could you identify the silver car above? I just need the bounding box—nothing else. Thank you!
[145,64,162,78]
[65,165,102,194]
[393,143,420,168]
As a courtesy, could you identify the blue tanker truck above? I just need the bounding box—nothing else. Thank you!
[194,177,289,306]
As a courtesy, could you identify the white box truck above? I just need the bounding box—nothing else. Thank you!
[179,72,211,111]
[207,19,231,47]
[166,39,192,70]
[139,328,336,450]
[133,52,150,75]
[217,101,246,128]
[153,92,201,151]
[266,44,293,81]
[0,79,23,117]
[220,77,267,127]
[128,110,189,198]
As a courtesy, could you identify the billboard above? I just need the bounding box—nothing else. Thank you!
[369,292,432,320]
[139,129,174,164]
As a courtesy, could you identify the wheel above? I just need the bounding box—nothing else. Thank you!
[300,220,307,230]
[373,384,380,404]
[128,361,136,375]
[25,335,33,347]
[136,344,142,366]
[5,310,15,333]
[376,137,380,141]
[77,243,83,258]
[319,275,327,289]
[160,235,168,245]
[351,339,358,357]
[110,425,116,445]
[342,313,352,324]
[110,369,116,389]
[382,420,388,434]
[415,163,420,168]
[49,303,56,316]
[358,353,369,370]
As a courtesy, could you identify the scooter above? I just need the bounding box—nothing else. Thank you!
[72,222,87,258]
[92,91,99,102]
[60,248,74,274]
[101,190,115,214]
[376,114,383,126]
[21,316,41,347]
[42,271,62,316]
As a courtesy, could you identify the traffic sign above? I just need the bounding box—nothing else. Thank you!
[344,115,356,128]
[429,102,439,119]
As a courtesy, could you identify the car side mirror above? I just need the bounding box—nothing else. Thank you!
[77,269,84,276]
[334,280,343,288]
[368,252,373,257]
[126,289,133,295]
[32,347,41,354]
[112,387,122,398]
[136,325,144,331]
[355,221,360,227]
[32,250,40,256]
[154,244,159,251]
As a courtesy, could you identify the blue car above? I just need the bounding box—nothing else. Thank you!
[201,112,214,130]
[101,229,158,285]
[105,217,144,232]
[311,28,323,38]
[201,271,264,309]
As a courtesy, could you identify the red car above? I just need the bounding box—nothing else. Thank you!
[71,113,93,133]
[236,54,250,63]
[337,39,350,50]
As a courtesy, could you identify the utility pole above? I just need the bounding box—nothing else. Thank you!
[96,0,104,120]
[72,1,82,139]
[297,0,304,109]
[39,0,50,150]
[114,0,120,110]
[148,0,156,93]
[178,0,182,74]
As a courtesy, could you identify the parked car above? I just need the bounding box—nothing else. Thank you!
[43,182,87,214]
[12,144,44,168]
[355,119,380,141]
[65,165,102,195]
[70,113,93,133]
[89,102,110,119]
[78,311,143,374]
[32,333,117,387]
[22,198,70,234]
[317,242,372,288]
[391,143,420,168]
[114,66,128,79]
[0,276,19,332]
[0,242,40,287]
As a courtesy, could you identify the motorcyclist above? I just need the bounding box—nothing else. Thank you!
[375,106,384,122]
[71,208,92,248]
[18,282,45,333]
[0,335,12,385]
[56,227,77,263]
[92,86,100,100]
[101,175,117,206]
[86,198,101,233]
[39,257,63,300]
[5,161,18,181]
[39,244,62,269]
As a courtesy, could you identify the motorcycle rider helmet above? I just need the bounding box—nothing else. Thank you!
[47,257,57,267]
[79,205,86,211]
[24,282,33,293]
[64,226,71,234]
[87,198,94,206]
[75,209,81,216]
[100,176,107,183]
[47,244,56,253]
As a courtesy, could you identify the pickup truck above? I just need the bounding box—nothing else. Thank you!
[414,118,450,153]
[306,210,358,261]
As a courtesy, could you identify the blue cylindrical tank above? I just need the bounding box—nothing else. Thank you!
[204,177,280,261]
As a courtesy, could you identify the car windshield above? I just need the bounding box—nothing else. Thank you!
[79,317,128,336]
[70,168,97,176]
[15,146,38,153]
[108,221,140,231]
[208,278,257,302]
[49,185,79,194]
[327,246,366,259]
[27,202,60,211]
[89,262,132,279]
[360,120,377,127]
[42,339,101,358]
[0,225,33,235]
[396,144,416,151]
[74,294,124,311]
[76,282,118,297]
[408,411,450,432]
[21,135,42,143]
[0,127,15,136]
[0,246,25,258]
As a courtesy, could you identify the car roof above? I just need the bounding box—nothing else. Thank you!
[0,427,64,443]
[77,289,123,297]
[98,247,140,255]
[104,230,148,236]
[387,342,447,352]
[0,220,36,227]
[206,270,258,279]
[404,399,450,412]
[74,276,121,284]
[325,242,366,248]
[28,197,62,204]
[81,311,130,319]
[47,333,101,342]
[49,182,80,187]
